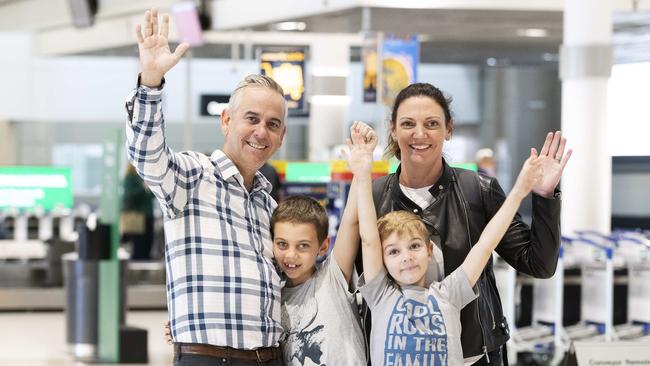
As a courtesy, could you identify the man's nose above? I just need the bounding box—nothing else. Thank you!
[254,123,269,138]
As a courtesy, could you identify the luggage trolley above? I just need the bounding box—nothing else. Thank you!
[562,233,616,342]
[611,230,650,340]
[510,241,566,361]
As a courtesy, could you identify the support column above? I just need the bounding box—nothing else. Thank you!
[560,0,612,233]
[308,37,350,161]
[0,120,16,165]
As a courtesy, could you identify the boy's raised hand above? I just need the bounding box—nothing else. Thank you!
[345,121,377,176]
[512,148,544,200]
[135,8,190,87]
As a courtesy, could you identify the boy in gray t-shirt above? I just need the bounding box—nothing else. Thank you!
[268,122,377,365]
[271,196,366,366]
[279,255,365,365]
[345,122,544,365]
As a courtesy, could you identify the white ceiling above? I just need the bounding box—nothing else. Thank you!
[1,0,649,64]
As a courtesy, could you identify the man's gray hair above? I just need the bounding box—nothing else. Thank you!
[228,74,287,120]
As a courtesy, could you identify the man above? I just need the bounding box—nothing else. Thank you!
[125,8,286,366]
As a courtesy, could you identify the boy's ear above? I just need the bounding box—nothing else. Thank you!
[318,237,331,257]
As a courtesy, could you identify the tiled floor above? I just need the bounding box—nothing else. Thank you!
[0,310,173,365]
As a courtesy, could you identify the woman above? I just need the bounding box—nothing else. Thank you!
[366,83,571,365]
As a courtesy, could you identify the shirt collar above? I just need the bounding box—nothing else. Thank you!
[210,149,272,193]
[393,158,453,200]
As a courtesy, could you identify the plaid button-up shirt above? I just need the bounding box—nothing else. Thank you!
[125,83,282,349]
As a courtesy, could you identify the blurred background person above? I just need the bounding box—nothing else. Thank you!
[475,147,496,177]
[259,162,282,202]
[120,164,155,260]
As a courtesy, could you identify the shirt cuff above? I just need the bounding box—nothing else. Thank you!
[533,188,561,200]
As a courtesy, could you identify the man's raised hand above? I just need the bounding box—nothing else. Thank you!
[135,9,190,87]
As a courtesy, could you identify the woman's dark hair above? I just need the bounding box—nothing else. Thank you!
[385,83,454,160]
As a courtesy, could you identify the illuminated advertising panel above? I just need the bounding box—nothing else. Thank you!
[0,167,73,211]
[381,35,419,106]
[260,49,307,115]
[363,33,380,103]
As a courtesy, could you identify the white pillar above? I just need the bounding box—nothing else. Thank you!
[308,37,350,161]
[560,0,612,233]
[0,120,16,165]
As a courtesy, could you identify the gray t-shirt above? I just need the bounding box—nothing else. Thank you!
[281,255,366,366]
[359,267,478,366]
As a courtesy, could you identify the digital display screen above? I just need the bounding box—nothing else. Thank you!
[0,166,73,211]
[260,49,307,114]
[284,162,330,183]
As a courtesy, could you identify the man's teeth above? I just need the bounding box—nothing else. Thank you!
[247,141,266,150]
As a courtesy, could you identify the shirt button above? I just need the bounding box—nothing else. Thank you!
[439,185,444,190]
[413,209,418,213]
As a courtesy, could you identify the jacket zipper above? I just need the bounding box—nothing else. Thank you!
[486,286,496,330]
[476,287,490,363]
[478,276,498,364]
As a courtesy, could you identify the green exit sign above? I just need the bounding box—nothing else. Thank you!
[0,166,73,211]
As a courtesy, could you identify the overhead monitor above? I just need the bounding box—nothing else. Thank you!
[67,0,98,28]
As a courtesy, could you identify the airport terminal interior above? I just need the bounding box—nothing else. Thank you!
[1,0,650,365]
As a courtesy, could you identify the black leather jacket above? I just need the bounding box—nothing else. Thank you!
[372,162,561,358]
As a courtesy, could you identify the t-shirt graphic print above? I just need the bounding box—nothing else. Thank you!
[280,256,366,366]
[282,296,325,364]
[360,267,478,366]
[383,295,449,366]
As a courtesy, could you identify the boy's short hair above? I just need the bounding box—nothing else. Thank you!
[377,211,429,244]
[271,195,329,243]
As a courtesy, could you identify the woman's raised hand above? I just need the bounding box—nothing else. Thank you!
[532,131,572,198]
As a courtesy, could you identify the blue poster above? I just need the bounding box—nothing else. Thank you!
[381,35,419,106]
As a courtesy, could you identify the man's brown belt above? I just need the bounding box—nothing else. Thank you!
[175,343,282,362]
